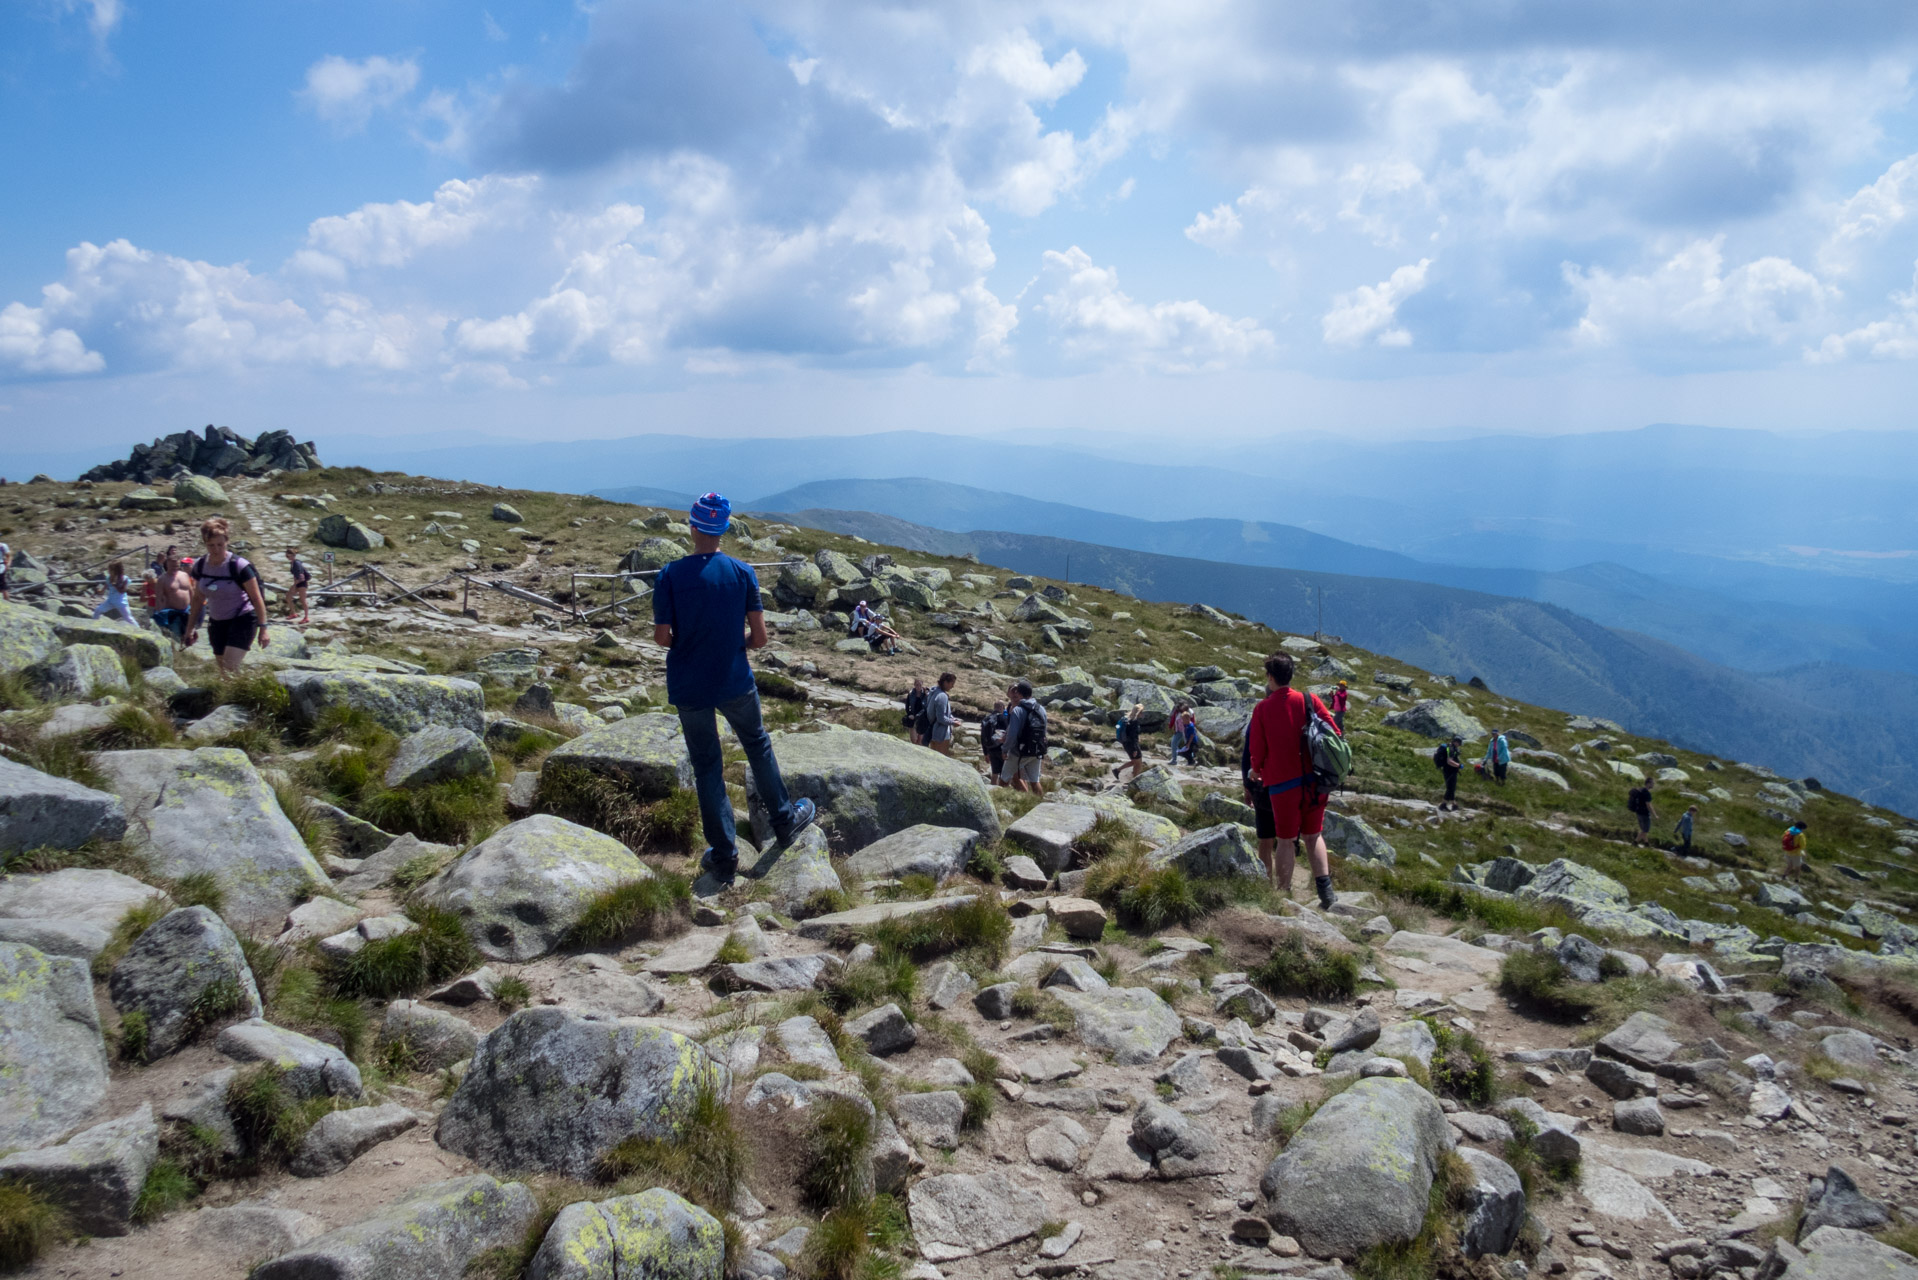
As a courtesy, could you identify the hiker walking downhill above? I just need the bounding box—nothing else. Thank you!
[926,672,959,756]
[1247,651,1342,910]
[1113,702,1146,783]
[1482,729,1510,785]
[903,677,930,745]
[92,559,135,624]
[1002,679,1047,795]
[1331,680,1349,733]
[1674,805,1697,855]
[981,700,1009,786]
[284,547,311,624]
[1782,820,1807,881]
[652,492,817,887]
[184,517,271,676]
[1170,704,1198,766]
[1627,778,1655,846]
[1434,736,1463,811]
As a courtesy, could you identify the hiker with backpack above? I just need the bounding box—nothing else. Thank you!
[184,517,271,676]
[903,678,930,745]
[1482,729,1510,785]
[1331,680,1349,732]
[1627,778,1655,845]
[1247,651,1348,910]
[1433,736,1463,811]
[1169,704,1199,765]
[1782,821,1807,880]
[1113,702,1146,782]
[982,700,1009,785]
[926,672,959,755]
[1002,679,1048,794]
[652,492,817,888]
[1674,805,1697,855]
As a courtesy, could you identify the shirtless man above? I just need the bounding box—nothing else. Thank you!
[152,548,193,652]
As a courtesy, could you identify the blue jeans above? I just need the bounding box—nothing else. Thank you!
[677,689,796,871]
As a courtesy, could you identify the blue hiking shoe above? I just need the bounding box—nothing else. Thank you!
[777,798,818,844]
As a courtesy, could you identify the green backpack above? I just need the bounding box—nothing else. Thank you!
[1300,690,1354,790]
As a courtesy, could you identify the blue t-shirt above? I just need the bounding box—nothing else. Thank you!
[653,553,761,710]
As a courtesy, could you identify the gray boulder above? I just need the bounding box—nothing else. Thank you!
[1556,933,1608,984]
[1112,680,1178,731]
[183,1201,326,1266]
[895,1091,965,1150]
[53,616,165,668]
[1052,987,1182,1065]
[1458,1147,1525,1258]
[541,713,694,799]
[1783,1226,1918,1280]
[1152,824,1262,879]
[437,1007,729,1178]
[0,867,160,963]
[909,1171,1050,1262]
[1322,811,1396,867]
[29,642,130,699]
[0,1104,157,1236]
[492,503,524,522]
[842,824,982,882]
[384,725,493,789]
[378,1000,480,1070]
[1383,699,1486,740]
[0,942,109,1149]
[1005,802,1100,874]
[290,1103,419,1177]
[1261,1077,1454,1257]
[618,537,689,573]
[1613,1097,1665,1135]
[251,1175,538,1280]
[528,1187,726,1280]
[1518,858,1631,916]
[747,728,1001,851]
[315,513,385,551]
[182,703,254,743]
[846,1003,917,1056]
[747,825,842,914]
[723,954,837,992]
[1800,1165,1891,1238]
[1596,1010,1683,1071]
[174,474,229,505]
[217,1019,364,1098]
[418,814,651,962]
[0,599,64,674]
[1819,1030,1879,1072]
[548,954,667,1017]
[0,756,129,853]
[276,669,484,735]
[108,905,263,1059]
[93,747,328,931]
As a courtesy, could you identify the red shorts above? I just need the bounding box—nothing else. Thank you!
[1267,784,1327,841]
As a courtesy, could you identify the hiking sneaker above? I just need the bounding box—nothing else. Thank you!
[776,798,818,845]
[698,847,739,886]
[1315,876,1336,911]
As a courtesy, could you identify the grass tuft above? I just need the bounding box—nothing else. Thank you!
[224,1064,335,1169]
[1422,1018,1497,1105]
[822,954,917,1016]
[1249,930,1360,1001]
[800,1096,874,1212]
[533,763,700,853]
[863,897,1012,967]
[0,1178,65,1270]
[597,1081,748,1268]
[330,904,478,1000]
[1496,950,1599,1022]
[92,896,168,979]
[131,1157,199,1223]
[168,871,227,914]
[565,874,691,949]
[217,669,292,724]
[494,975,531,1010]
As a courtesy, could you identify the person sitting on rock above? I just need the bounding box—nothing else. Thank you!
[1247,651,1340,910]
[849,599,874,637]
[862,613,901,655]
[653,491,816,887]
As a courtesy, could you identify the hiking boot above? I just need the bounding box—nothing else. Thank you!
[775,798,818,844]
[699,847,739,885]
[1315,875,1336,911]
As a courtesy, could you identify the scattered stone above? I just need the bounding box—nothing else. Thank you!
[908,1172,1049,1261]
[895,1091,966,1150]
[379,1000,479,1070]
[846,1003,918,1056]
[384,724,494,789]
[1458,1147,1526,1259]
[251,1175,538,1280]
[1612,1098,1665,1136]
[0,941,110,1149]
[1026,1116,1092,1171]
[108,905,263,1060]
[218,1019,363,1099]
[527,1187,726,1280]
[290,1103,420,1177]
[0,1104,157,1237]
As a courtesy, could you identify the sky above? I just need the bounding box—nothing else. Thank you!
[9,0,1918,451]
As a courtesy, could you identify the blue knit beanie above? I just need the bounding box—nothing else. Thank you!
[689,492,732,535]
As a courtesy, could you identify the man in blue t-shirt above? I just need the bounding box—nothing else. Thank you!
[653,492,815,885]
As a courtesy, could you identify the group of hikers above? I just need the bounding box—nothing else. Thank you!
[1429,728,1515,810]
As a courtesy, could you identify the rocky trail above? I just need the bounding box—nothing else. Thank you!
[2,462,1918,1280]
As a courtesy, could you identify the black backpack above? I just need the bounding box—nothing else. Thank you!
[1433,744,1450,771]
[1015,700,1047,756]
[903,688,926,729]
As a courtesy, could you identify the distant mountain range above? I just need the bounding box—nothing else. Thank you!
[761,502,1918,814]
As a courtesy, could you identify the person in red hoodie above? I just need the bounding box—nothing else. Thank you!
[1248,651,1340,910]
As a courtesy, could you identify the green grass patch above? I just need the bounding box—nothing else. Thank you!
[331,904,478,1000]
[0,1178,65,1270]
[1422,1018,1497,1105]
[565,873,692,949]
[274,782,341,862]
[167,870,226,914]
[863,897,1012,967]
[357,774,502,846]
[597,1081,748,1268]
[800,1096,874,1212]
[92,895,168,979]
[82,703,176,750]
[801,1194,911,1280]
[533,763,701,853]
[494,974,531,1011]
[1249,930,1360,1001]
[224,1064,335,1169]
[1496,950,1600,1022]
[217,669,292,724]
[1076,814,1148,862]
[822,953,917,1016]
[131,1157,199,1223]
[263,961,370,1058]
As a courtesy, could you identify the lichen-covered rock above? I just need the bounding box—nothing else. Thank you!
[1458,1147,1526,1258]
[1048,792,1181,845]
[528,1187,726,1280]
[108,905,263,1060]
[379,999,480,1070]
[217,1019,364,1099]
[618,537,690,573]
[745,728,1001,852]
[315,513,385,551]
[0,599,63,675]
[174,474,229,505]
[0,1104,157,1237]
[418,814,651,962]
[437,1007,729,1178]
[384,724,494,789]
[276,669,484,736]
[1261,1077,1454,1258]
[541,712,694,800]
[748,825,841,914]
[0,757,128,854]
[0,867,162,961]
[1517,858,1632,916]
[29,642,130,699]
[1322,811,1396,866]
[1151,824,1261,879]
[1052,987,1182,1065]
[842,824,982,882]
[93,748,329,932]
[1383,699,1486,741]
[52,615,164,668]
[290,1103,419,1178]
[0,942,109,1150]
[1005,802,1100,874]
[251,1175,539,1280]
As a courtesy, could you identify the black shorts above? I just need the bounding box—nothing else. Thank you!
[1246,787,1276,840]
[1125,745,1142,761]
[1634,811,1651,834]
[209,613,259,655]
[987,750,1004,774]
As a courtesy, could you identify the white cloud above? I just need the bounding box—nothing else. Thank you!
[1322,259,1431,347]
[1566,237,1833,347]
[1809,262,1918,362]
[59,0,122,45]
[481,11,507,43]
[1035,246,1273,371]
[0,303,103,375]
[299,176,539,271]
[298,55,421,131]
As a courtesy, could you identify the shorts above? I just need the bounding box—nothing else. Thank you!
[208,613,259,655]
[930,725,952,744]
[1002,754,1042,786]
[1245,787,1276,840]
[153,608,189,641]
[1784,853,1804,874]
[1125,745,1142,761]
[987,749,1004,775]
[1634,811,1651,834]
[1266,783,1327,842]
